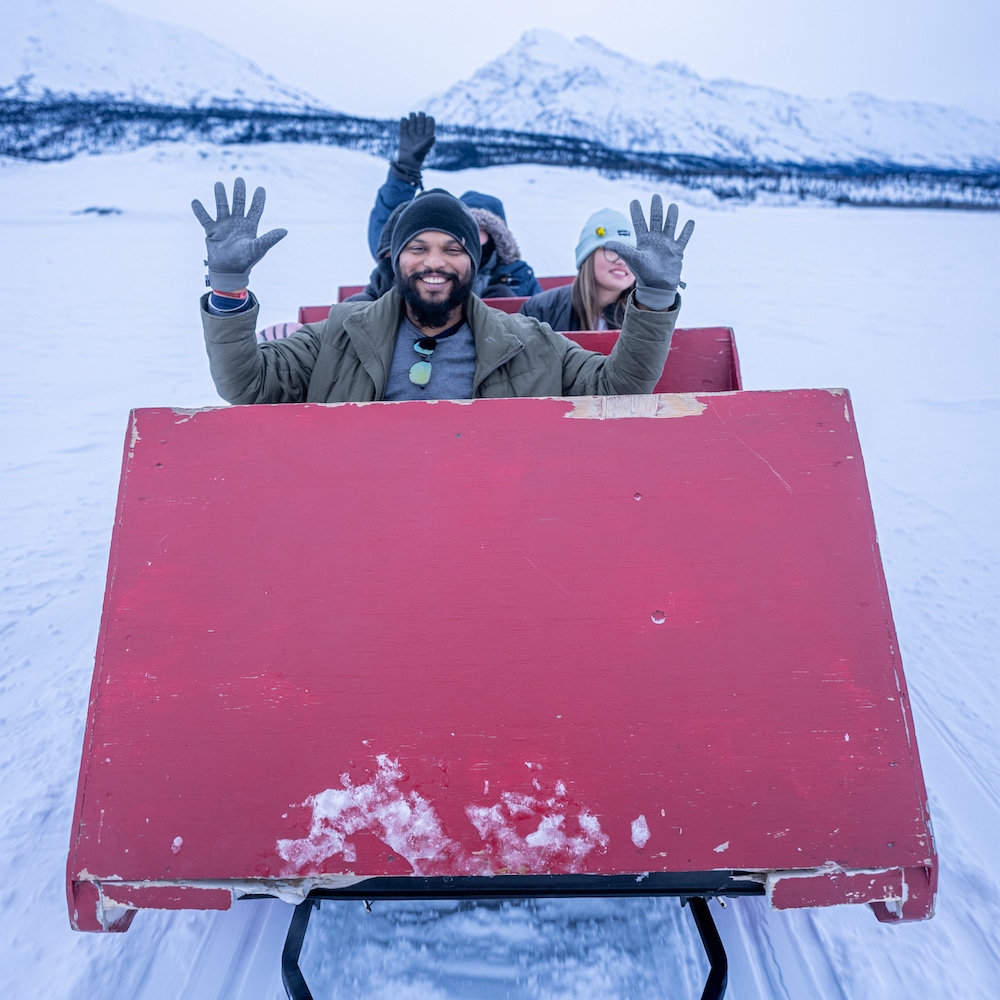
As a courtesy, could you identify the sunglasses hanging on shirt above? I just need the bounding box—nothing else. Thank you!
[406,320,466,387]
[409,337,438,386]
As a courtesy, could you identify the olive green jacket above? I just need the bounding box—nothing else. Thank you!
[200,288,679,404]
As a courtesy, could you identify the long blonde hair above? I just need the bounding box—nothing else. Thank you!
[571,252,634,330]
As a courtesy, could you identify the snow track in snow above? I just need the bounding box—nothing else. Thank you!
[1,142,997,998]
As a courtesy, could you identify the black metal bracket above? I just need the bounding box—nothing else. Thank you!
[281,883,733,1000]
[685,896,729,1000]
[280,897,318,1000]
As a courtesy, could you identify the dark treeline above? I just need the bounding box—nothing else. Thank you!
[2,99,998,210]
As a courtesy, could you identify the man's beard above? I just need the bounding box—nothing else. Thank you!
[396,268,474,328]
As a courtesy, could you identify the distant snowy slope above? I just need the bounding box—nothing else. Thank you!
[0,0,330,110]
[1,142,998,998]
[425,30,1000,170]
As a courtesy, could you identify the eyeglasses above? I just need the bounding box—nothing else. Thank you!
[409,337,437,386]
[601,246,626,264]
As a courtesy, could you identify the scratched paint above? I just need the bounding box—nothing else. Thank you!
[566,393,707,420]
[276,754,609,877]
[169,406,222,422]
[764,862,922,914]
[127,410,141,456]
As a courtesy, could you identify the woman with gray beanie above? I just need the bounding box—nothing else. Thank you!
[519,208,640,331]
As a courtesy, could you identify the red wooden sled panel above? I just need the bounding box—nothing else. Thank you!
[335,275,573,303]
[481,296,526,313]
[68,391,935,930]
[562,328,741,393]
[536,275,575,290]
[306,298,530,319]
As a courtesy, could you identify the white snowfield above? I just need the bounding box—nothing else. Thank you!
[1,141,998,998]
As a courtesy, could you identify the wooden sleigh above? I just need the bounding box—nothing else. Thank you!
[68,284,935,999]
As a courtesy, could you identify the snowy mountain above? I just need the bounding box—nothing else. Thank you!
[0,0,329,110]
[2,6,997,210]
[424,30,1000,171]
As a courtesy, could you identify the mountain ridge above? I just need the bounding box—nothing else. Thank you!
[1,0,330,111]
[2,7,997,210]
[423,29,1000,171]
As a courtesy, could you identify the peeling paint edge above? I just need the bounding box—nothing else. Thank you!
[79,861,912,928]
[82,873,371,911]
[164,388,855,423]
[128,411,141,454]
[727,862,908,891]
[764,863,907,905]
[168,406,224,423]
[764,861,898,881]
[567,394,708,419]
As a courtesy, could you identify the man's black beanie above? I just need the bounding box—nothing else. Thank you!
[391,189,481,277]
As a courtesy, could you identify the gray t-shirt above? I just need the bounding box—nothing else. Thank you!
[383,315,477,401]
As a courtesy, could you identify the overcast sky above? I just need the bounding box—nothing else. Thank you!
[102,0,1000,121]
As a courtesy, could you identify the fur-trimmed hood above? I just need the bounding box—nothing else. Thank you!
[466,207,522,266]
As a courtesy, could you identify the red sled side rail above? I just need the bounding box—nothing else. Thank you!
[334,274,574,302]
[68,389,935,932]
[273,315,743,395]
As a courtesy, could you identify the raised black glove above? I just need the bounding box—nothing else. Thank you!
[605,195,694,310]
[392,112,436,184]
[191,177,287,292]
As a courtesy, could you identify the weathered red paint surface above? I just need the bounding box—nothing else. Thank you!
[768,864,935,915]
[68,390,935,929]
[564,328,741,393]
[334,275,575,302]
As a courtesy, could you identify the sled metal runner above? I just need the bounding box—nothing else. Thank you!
[280,884,733,1000]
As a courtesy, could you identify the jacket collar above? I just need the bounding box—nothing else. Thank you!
[464,294,525,392]
[342,290,406,396]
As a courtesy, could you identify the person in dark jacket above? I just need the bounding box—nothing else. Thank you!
[343,202,409,303]
[459,190,541,299]
[367,112,542,299]
[520,208,647,331]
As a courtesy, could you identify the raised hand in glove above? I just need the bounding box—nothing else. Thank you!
[605,195,694,310]
[392,111,436,184]
[191,177,287,292]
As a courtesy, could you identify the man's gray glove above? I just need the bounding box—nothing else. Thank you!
[391,112,436,185]
[605,195,694,311]
[191,177,287,292]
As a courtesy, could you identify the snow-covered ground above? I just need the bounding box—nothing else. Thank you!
[1,141,997,998]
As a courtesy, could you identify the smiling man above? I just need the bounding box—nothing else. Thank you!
[193,181,694,405]
[378,187,482,334]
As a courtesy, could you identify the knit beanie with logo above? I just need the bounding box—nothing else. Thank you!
[574,209,636,269]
